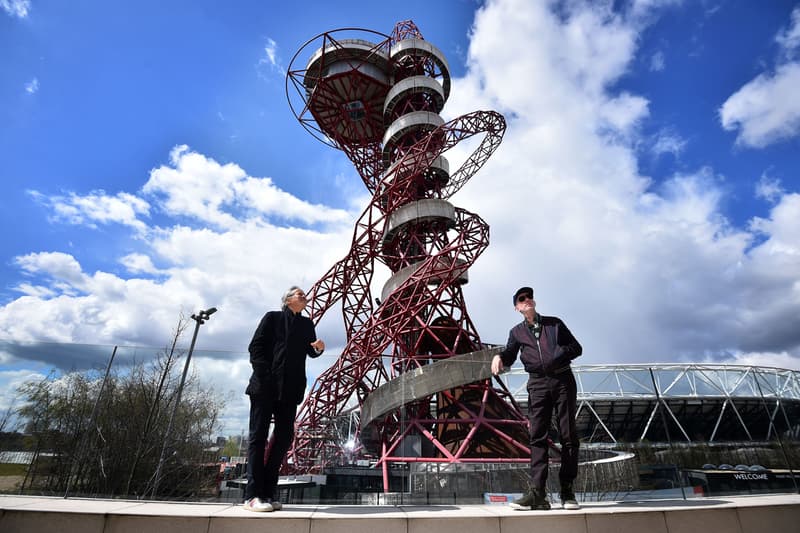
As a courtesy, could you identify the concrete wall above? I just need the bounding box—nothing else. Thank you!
[2,493,800,533]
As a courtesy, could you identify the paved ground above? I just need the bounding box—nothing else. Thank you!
[0,476,22,492]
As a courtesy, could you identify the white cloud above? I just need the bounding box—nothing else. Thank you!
[776,6,800,60]
[193,355,252,435]
[649,50,665,71]
[3,145,358,359]
[719,8,800,148]
[719,62,800,148]
[28,189,151,233]
[652,128,687,158]
[143,145,351,229]
[629,0,684,21]
[263,37,279,67]
[24,77,39,94]
[119,253,161,275]
[15,251,86,287]
[463,0,639,117]
[0,368,47,430]
[714,351,800,372]
[450,0,800,370]
[598,92,650,137]
[257,37,284,78]
[748,193,800,257]
[13,283,56,298]
[0,0,30,18]
[2,220,354,351]
[755,173,785,204]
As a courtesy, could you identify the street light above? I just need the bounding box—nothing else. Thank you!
[151,307,217,498]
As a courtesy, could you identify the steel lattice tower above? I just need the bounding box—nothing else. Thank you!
[285,21,530,485]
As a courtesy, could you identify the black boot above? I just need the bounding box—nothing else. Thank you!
[560,483,579,510]
[510,487,551,510]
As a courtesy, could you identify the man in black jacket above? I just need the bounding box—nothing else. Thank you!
[491,286,582,510]
[243,286,324,512]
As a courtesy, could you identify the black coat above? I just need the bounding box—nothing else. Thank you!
[246,308,322,404]
[499,314,582,375]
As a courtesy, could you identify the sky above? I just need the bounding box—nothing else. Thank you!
[1,0,799,436]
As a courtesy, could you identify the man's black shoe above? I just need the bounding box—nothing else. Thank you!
[510,488,550,510]
[509,492,532,510]
[560,484,580,510]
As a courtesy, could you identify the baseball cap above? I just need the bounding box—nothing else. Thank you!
[513,286,533,304]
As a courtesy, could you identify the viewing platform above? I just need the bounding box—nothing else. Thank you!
[2,493,800,533]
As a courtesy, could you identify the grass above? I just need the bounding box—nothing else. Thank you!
[0,463,27,476]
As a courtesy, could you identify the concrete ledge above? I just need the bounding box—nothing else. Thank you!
[2,494,799,533]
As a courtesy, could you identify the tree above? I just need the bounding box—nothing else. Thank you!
[15,323,224,499]
[221,434,245,460]
[0,398,19,434]
[124,315,191,495]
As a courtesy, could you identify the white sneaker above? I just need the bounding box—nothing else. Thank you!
[560,493,580,510]
[562,499,580,510]
[243,497,274,512]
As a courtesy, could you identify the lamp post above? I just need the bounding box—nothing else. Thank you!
[151,307,217,498]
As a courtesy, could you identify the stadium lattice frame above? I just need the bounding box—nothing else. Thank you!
[496,364,800,445]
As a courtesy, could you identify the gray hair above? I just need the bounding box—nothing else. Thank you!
[281,286,303,309]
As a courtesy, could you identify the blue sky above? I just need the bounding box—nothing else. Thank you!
[1,0,799,434]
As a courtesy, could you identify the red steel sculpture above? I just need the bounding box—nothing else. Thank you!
[285,21,530,486]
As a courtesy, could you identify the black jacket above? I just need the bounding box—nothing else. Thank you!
[499,314,582,375]
[246,308,322,404]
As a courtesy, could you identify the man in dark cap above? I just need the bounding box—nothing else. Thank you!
[491,286,582,510]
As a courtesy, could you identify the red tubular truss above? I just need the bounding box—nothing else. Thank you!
[284,21,529,475]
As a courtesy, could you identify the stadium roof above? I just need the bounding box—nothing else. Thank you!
[496,364,800,445]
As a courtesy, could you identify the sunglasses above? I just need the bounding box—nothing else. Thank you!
[517,294,533,303]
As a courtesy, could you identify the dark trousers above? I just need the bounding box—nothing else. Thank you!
[244,395,297,501]
[527,371,579,490]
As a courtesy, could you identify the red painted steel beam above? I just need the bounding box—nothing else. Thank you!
[284,21,529,476]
